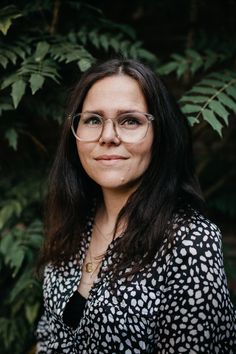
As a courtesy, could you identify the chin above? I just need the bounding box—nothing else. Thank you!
[96,177,141,193]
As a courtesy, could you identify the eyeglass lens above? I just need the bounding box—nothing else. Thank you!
[72,112,152,143]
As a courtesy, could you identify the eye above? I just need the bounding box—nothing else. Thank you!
[81,114,102,126]
[119,114,144,127]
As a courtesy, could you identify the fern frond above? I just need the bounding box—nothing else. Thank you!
[17,57,60,81]
[180,71,236,136]
[49,38,95,71]
[77,28,157,63]
[158,48,234,78]
[1,57,61,108]
[0,39,31,68]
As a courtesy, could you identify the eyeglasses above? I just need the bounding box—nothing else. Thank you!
[70,111,155,143]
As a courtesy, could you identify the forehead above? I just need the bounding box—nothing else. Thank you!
[82,74,147,113]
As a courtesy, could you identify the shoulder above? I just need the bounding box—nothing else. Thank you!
[163,207,225,274]
[156,208,236,352]
[171,207,222,251]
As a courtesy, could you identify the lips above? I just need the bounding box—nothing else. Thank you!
[95,155,128,160]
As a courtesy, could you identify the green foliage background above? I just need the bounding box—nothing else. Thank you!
[0,1,236,353]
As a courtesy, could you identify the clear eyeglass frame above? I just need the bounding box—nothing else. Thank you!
[70,111,155,143]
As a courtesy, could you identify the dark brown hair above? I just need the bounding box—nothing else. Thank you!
[39,58,204,276]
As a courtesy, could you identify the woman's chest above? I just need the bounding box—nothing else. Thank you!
[44,258,166,325]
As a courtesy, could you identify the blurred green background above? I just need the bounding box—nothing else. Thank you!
[0,1,236,353]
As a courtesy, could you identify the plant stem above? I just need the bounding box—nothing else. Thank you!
[196,78,236,121]
[49,0,61,34]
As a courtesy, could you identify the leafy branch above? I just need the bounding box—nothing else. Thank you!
[158,48,235,78]
[180,71,236,136]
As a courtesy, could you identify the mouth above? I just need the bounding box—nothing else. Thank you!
[95,155,128,161]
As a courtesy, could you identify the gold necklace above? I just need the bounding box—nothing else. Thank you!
[94,222,114,241]
[85,244,102,274]
[85,221,114,274]
[85,262,93,273]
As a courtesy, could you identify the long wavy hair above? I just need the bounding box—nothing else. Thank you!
[39,58,205,276]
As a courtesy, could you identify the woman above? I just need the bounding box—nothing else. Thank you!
[36,58,236,353]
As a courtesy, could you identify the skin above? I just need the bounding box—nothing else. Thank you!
[77,74,154,196]
[76,74,154,298]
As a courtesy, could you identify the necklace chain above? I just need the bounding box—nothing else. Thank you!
[94,222,114,241]
[84,235,103,276]
[84,221,114,275]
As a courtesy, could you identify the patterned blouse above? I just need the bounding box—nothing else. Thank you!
[36,208,236,353]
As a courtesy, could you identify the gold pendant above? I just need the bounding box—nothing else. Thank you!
[85,262,93,273]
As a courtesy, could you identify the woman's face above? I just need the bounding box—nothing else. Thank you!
[76,74,154,193]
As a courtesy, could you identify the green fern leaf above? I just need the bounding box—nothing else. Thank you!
[0,40,30,69]
[2,48,17,64]
[208,100,229,125]
[18,58,61,83]
[202,109,223,136]
[78,28,87,45]
[181,104,202,114]
[136,48,157,62]
[189,86,216,95]
[0,54,8,68]
[27,220,43,234]
[89,30,100,48]
[217,92,236,111]
[11,79,26,108]
[9,269,35,301]
[129,41,142,58]
[29,73,45,94]
[180,95,206,103]
[4,128,18,150]
[0,233,12,254]
[0,200,21,229]
[177,61,188,78]
[158,61,179,75]
[209,72,235,82]
[12,44,27,60]
[186,49,202,59]
[187,116,200,126]
[190,57,203,74]
[100,33,109,51]
[110,37,120,52]
[186,49,203,73]
[11,248,25,277]
[225,85,236,99]
[120,40,130,57]
[200,79,223,87]
[65,50,87,64]
[204,50,218,70]
[34,41,50,62]
[171,53,184,61]
[1,74,19,90]
[78,58,92,72]
[0,5,22,35]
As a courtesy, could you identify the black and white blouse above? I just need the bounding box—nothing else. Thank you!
[36,208,236,353]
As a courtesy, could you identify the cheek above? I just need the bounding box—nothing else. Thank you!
[134,135,153,167]
[138,150,152,171]
[128,145,152,179]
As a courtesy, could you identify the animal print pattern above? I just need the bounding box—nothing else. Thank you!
[36,208,236,353]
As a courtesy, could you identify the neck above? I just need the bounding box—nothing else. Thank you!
[95,186,135,238]
[101,187,135,223]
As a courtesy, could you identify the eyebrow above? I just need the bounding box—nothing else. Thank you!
[83,109,141,115]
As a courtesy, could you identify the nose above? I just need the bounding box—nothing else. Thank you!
[99,119,121,145]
